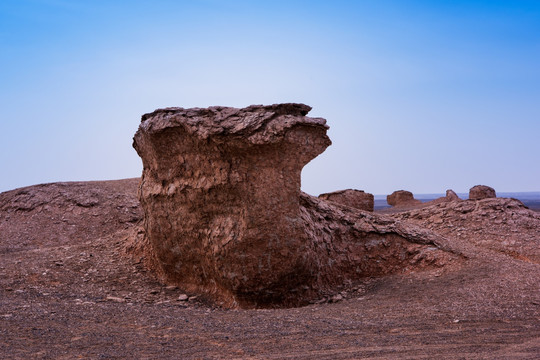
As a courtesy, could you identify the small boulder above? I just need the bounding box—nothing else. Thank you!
[387,190,421,207]
[469,185,496,200]
[318,189,374,212]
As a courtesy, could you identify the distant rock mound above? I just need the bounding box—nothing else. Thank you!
[469,185,496,200]
[423,189,461,207]
[387,190,422,207]
[0,179,142,254]
[318,189,374,212]
[133,103,456,308]
[445,189,460,201]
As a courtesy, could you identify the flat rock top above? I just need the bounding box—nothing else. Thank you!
[136,103,329,144]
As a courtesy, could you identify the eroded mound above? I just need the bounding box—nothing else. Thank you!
[387,190,421,207]
[469,184,496,200]
[393,197,540,263]
[0,179,142,254]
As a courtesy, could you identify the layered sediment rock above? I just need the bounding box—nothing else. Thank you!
[133,104,455,308]
[318,189,374,211]
[469,185,496,200]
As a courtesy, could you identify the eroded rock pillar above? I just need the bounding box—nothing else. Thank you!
[133,104,331,306]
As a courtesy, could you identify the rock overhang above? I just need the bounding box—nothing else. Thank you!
[135,103,330,146]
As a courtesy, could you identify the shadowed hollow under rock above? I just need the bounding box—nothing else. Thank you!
[133,103,458,308]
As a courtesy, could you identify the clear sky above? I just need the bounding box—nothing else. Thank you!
[1,0,539,195]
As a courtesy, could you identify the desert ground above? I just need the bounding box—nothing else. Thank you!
[1,178,539,359]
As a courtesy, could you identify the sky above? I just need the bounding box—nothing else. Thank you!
[1,0,539,195]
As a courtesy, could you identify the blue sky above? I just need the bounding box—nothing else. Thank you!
[1,0,539,195]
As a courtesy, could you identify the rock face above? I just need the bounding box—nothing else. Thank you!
[469,185,496,200]
[387,190,422,207]
[133,104,456,308]
[318,189,374,211]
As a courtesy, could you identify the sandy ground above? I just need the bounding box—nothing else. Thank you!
[1,178,539,359]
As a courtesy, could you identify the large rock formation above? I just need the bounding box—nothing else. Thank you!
[469,185,496,200]
[318,189,374,211]
[387,190,422,207]
[133,104,456,308]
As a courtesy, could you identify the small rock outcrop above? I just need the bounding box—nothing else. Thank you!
[446,189,460,201]
[469,185,496,200]
[421,189,462,207]
[318,189,374,211]
[387,190,422,207]
[133,104,456,308]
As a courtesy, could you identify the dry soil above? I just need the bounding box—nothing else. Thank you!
[1,179,539,359]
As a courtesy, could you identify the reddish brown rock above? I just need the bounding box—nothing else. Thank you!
[445,189,460,201]
[299,193,456,287]
[133,104,455,308]
[133,103,330,307]
[387,190,422,207]
[469,185,496,200]
[421,189,462,208]
[318,189,374,211]
[392,197,540,263]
